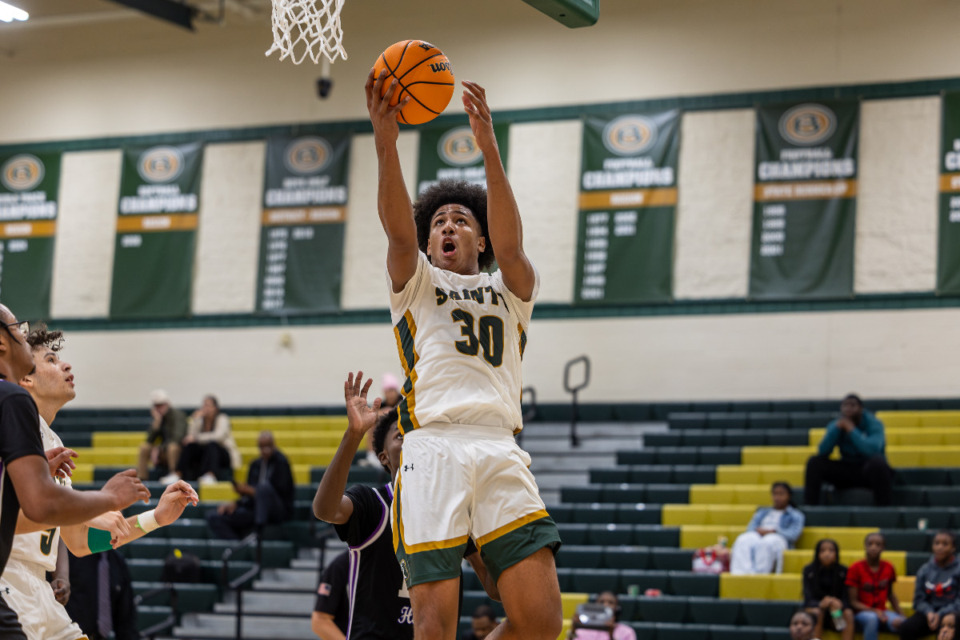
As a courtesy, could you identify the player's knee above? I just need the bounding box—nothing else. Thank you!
[508,604,563,639]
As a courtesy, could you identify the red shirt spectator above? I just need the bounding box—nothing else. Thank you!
[845,558,897,610]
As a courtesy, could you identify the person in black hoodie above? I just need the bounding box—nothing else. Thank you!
[803,538,854,640]
[899,530,960,640]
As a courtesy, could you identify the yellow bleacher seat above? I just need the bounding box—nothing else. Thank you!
[556,593,589,640]
[230,416,348,432]
[233,431,359,448]
[716,465,804,485]
[199,482,237,502]
[237,446,339,466]
[92,433,144,448]
[877,411,960,429]
[810,427,960,448]
[722,573,915,613]
[680,525,874,551]
[662,504,756,526]
[689,485,772,505]
[72,464,94,484]
[741,447,817,466]
[72,447,138,466]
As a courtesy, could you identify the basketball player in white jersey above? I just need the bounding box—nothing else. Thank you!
[366,71,562,640]
[4,327,198,640]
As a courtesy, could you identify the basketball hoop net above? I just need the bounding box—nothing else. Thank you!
[265,0,347,64]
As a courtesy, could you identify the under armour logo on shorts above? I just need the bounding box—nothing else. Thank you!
[403,463,414,472]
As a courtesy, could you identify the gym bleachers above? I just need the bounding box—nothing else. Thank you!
[57,403,960,640]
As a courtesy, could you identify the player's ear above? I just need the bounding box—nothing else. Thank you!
[19,372,33,388]
[477,235,486,253]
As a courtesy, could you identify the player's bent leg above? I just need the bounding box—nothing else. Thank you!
[485,547,562,640]
[409,577,460,640]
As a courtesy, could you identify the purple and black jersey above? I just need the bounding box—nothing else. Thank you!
[334,483,413,640]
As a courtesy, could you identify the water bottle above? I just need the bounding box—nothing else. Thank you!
[831,608,846,631]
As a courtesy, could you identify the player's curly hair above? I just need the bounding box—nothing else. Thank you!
[26,324,64,352]
[413,180,495,270]
[372,411,398,474]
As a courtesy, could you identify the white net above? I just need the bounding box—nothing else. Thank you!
[265,0,347,64]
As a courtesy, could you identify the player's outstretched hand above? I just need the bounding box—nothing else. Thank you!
[365,69,410,145]
[344,370,382,437]
[88,510,132,546]
[462,80,497,155]
[101,469,151,509]
[156,480,199,527]
[45,446,78,479]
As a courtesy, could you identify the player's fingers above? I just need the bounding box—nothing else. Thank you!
[360,377,373,399]
[354,370,364,395]
[372,397,383,414]
[381,79,399,108]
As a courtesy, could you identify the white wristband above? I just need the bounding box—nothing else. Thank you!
[136,509,160,534]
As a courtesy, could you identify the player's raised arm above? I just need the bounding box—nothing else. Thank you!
[366,68,419,292]
[462,80,536,301]
[313,371,382,524]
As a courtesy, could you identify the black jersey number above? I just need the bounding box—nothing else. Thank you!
[451,311,504,367]
[39,528,56,556]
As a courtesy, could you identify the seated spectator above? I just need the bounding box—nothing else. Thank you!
[311,551,349,640]
[803,538,854,640]
[138,389,187,481]
[789,610,821,640]
[730,481,805,575]
[206,431,294,540]
[940,613,957,640]
[567,591,636,640]
[167,394,241,485]
[462,605,498,640]
[846,532,905,640]
[804,394,894,506]
[898,530,960,640]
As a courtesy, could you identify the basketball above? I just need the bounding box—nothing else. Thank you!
[372,40,455,125]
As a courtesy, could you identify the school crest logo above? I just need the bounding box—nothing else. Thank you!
[438,127,482,167]
[284,137,332,175]
[778,104,837,147]
[1,155,44,192]
[602,115,657,157]
[137,146,184,184]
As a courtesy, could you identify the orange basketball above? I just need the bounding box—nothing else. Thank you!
[372,40,455,125]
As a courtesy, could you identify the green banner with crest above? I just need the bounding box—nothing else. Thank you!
[0,152,61,320]
[110,142,203,319]
[749,100,859,299]
[937,92,960,294]
[574,110,680,304]
[415,122,510,195]
[256,133,350,313]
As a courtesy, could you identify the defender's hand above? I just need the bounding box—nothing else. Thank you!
[156,480,199,526]
[102,470,151,510]
[344,371,383,437]
[45,447,78,479]
[50,578,70,606]
[88,510,132,545]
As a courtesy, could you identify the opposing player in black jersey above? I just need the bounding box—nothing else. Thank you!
[313,371,498,639]
[0,304,150,637]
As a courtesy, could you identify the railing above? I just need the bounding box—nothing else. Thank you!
[221,532,262,640]
[563,355,591,447]
[135,584,178,639]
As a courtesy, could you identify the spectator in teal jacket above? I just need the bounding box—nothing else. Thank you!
[804,394,894,506]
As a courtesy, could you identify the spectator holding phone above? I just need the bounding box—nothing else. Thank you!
[567,591,635,640]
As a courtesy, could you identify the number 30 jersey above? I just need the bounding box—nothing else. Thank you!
[9,416,70,573]
[388,251,537,434]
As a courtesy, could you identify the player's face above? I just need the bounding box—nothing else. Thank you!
[471,616,497,639]
[0,305,35,381]
[379,423,403,475]
[426,204,485,275]
[23,347,75,407]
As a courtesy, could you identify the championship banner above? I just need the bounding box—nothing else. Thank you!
[110,142,203,319]
[937,92,960,294]
[574,109,680,304]
[256,133,350,313]
[415,122,510,194]
[749,100,859,299]
[0,152,61,320]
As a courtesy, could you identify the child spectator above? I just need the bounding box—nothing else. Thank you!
[845,532,905,640]
[898,530,960,640]
[789,610,821,640]
[730,481,805,574]
[462,605,498,640]
[803,538,854,640]
[567,591,636,640]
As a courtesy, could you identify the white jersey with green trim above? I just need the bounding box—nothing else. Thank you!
[8,416,70,573]
[387,251,537,434]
